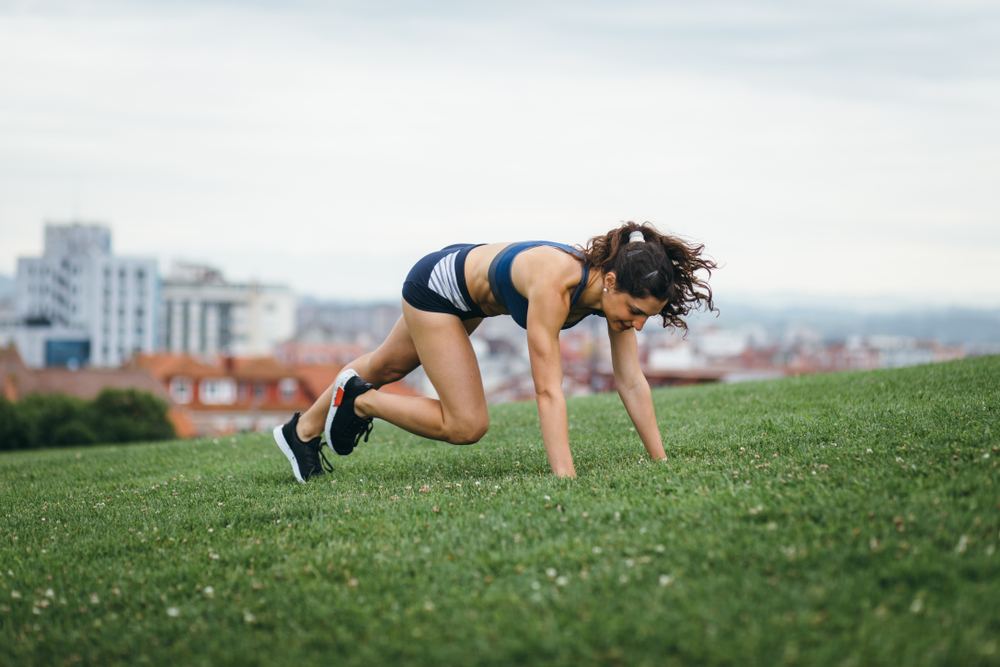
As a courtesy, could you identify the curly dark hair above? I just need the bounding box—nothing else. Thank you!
[579,221,718,332]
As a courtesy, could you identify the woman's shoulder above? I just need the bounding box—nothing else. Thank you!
[513,244,584,290]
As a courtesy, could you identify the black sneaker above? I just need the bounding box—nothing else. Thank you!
[327,375,375,456]
[272,412,332,483]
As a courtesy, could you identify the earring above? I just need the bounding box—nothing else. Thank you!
[602,287,608,293]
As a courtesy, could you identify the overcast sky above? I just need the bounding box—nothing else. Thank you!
[2,0,998,308]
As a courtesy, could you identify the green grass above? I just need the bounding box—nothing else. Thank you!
[1,357,998,666]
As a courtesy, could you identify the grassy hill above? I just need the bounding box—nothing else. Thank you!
[1,357,997,666]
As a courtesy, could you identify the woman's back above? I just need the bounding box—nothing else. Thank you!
[465,242,594,327]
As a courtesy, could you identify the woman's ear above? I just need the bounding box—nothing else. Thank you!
[604,271,617,291]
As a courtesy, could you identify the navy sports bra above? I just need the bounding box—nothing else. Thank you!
[486,241,594,330]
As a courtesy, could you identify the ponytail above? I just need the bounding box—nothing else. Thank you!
[580,221,718,332]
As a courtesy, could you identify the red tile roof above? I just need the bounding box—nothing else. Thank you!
[29,368,170,401]
[131,354,225,381]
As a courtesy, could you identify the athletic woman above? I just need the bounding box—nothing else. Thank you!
[273,221,716,481]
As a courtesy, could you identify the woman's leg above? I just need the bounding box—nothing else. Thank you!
[353,302,488,444]
[296,304,486,444]
[296,314,422,440]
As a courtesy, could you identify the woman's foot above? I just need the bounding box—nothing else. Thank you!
[273,412,332,483]
[324,371,375,455]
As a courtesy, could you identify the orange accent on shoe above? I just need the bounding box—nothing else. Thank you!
[334,386,345,407]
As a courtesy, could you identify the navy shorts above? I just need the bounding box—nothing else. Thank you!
[402,244,487,320]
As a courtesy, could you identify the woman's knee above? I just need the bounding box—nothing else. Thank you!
[443,414,489,445]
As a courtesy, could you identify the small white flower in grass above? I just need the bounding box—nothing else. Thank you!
[955,535,969,554]
[166,606,180,618]
[545,568,557,579]
[89,593,100,605]
[654,545,665,553]
[659,575,674,587]
[44,589,54,599]
[11,591,21,600]
[618,574,629,584]
[909,596,924,614]
[625,559,635,568]
[555,576,568,587]
[592,546,602,554]
[209,552,220,561]
[423,600,435,612]
[866,448,873,454]
[202,586,214,597]
[543,495,550,501]
[530,581,541,591]
[243,610,256,624]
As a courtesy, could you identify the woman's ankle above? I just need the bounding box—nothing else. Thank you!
[354,391,376,419]
[295,414,322,442]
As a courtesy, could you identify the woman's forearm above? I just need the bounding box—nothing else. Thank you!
[536,389,575,477]
[618,379,666,460]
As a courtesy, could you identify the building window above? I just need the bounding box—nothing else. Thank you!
[254,383,267,400]
[170,377,193,404]
[278,378,297,402]
[200,379,236,405]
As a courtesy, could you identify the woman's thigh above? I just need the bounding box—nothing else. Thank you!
[401,301,487,421]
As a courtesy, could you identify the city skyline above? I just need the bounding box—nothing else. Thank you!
[2,1,999,307]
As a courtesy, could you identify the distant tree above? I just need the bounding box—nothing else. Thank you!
[51,420,99,447]
[89,389,175,444]
[18,394,92,448]
[0,397,32,450]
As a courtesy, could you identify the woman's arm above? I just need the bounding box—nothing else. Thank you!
[525,285,575,478]
[608,322,666,461]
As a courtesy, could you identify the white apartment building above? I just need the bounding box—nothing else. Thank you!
[14,223,158,367]
[159,262,294,357]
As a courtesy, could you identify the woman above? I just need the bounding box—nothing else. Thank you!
[273,221,716,482]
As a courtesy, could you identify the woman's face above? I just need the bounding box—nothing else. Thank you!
[600,273,667,332]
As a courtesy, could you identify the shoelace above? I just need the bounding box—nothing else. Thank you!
[317,445,334,473]
[305,440,333,474]
[353,418,374,447]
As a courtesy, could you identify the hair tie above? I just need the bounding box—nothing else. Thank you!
[628,230,645,243]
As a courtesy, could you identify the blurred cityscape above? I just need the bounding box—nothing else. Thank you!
[2,222,998,438]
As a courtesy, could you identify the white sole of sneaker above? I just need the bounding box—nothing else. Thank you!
[324,368,359,454]
[272,424,306,484]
